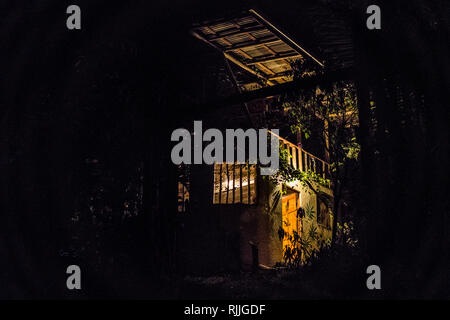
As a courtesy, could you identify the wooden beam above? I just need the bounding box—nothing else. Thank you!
[203,26,216,35]
[262,44,277,56]
[256,63,276,75]
[193,15,245,28]
[206,25,267,41]
[224,57,254,127]
[246,32,257,41]
[192,13,256,29]
[223,52,277,86]
[236,49,253,60]
[224,38,281,52]
[267,71,293,80]
[249,9,324,67]
[190,30,222,51]
[192,68,355,112]
[221,38,233,46]
[247,53,302,65]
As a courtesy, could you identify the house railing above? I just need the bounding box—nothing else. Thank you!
[268,130,331,182]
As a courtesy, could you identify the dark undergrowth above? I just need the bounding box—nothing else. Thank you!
[177,245,370,299]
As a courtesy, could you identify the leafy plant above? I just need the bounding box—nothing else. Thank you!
[282,217,320,268]
[305,202,315,220]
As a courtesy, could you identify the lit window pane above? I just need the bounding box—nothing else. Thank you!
[213,163,257,204]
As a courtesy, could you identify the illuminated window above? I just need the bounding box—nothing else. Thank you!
[213,163,257,204]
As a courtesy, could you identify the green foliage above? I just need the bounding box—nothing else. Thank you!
[281,197,323,268]
[282,221,320,268]
[285,81,359,167]
[268,144,330,194]
[305,202,315,220]
[278,63,361,248]
[308,224,318,240]
[343,136,360,160]
[336,221,358,248]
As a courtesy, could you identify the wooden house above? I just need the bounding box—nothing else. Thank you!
[177,9,334,273]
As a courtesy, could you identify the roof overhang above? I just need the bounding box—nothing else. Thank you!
[191,9,324,91]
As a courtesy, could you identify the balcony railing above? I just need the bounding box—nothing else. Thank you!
[268,130,331,183]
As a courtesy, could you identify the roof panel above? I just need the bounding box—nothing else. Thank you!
[235,16,258,26]
[191,9,323,91]
[267,42,294,54]
[248,29,274,39]
[242,46,273,58]
[225,33,254,44]
[262,60,293,74]
[209,22,237,33]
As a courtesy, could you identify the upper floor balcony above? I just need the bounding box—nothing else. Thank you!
[269,130,331,186]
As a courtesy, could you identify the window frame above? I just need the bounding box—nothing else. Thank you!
[213,162,258,205]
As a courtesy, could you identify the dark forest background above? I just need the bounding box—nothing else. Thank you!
[0,0,449,299]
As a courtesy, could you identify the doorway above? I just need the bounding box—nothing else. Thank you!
[282,191,300,259]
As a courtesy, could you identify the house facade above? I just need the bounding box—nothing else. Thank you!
[177,9,333,273]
